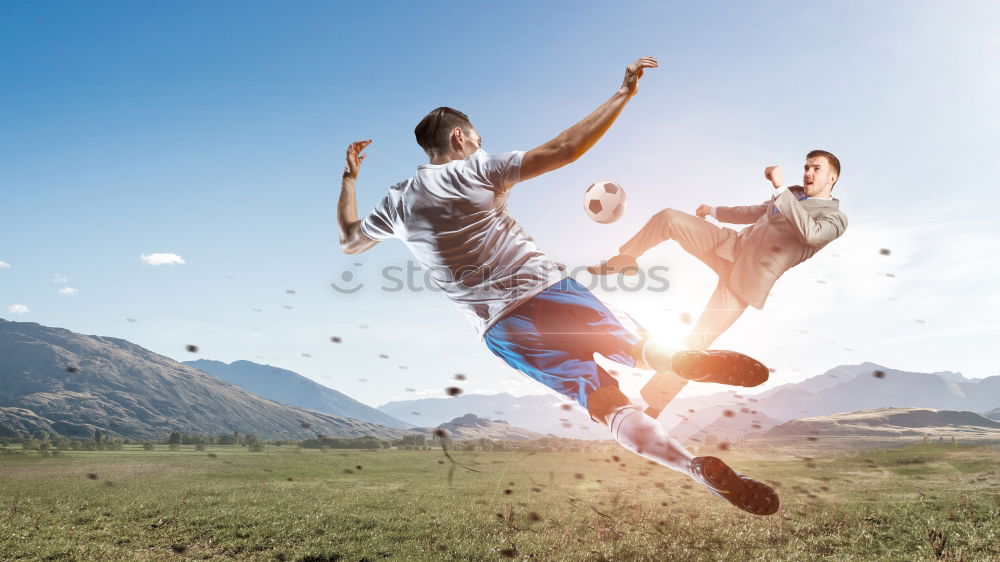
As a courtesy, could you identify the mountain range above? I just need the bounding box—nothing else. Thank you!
[0,319,407,440]
[434,414,543,441]
[183,359,411,429]
[382,363,1000,442]
[762,407,1000,439]
[377,392,597,439]
[5,317,999,445]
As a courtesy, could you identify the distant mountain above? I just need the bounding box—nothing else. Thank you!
[378,392,598,439]
[183,359,411,429]
[433,414,543,441]
[688,410,785,444]
[0,319,409,440]
[658,362,1000,440]
[762,408,1000,438]
[0,407,65,439]
[380,362,1000,442]
[985,407,1000,422]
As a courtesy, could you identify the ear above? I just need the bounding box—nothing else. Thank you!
[450,127,465,151]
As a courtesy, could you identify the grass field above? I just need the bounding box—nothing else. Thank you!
[1,442,998,561]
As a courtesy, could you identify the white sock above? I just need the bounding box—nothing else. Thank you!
[608,405,694,475]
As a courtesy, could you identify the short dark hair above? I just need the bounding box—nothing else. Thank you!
[414,107,473,157]
[807,149,841,185]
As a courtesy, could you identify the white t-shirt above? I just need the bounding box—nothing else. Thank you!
[359,149,567,336]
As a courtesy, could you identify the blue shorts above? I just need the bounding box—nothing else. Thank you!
[483,278,642,409]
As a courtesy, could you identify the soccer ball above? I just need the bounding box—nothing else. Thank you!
[584,181,627,224]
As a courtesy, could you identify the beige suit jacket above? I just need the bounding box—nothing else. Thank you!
[713,186,847,309]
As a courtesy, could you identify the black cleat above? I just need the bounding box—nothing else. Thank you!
[670,350,768,387]
[689,456,779,516]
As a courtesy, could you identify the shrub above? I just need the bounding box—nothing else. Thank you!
[142,442,155,451]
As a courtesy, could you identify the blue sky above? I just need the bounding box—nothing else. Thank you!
[2,1,999,409]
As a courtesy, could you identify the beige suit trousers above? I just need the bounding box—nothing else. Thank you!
[619,208,749,351]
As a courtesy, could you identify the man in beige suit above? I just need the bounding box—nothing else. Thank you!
[589,150,847,413]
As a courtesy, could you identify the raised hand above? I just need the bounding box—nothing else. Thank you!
[344,140,372,179]
[621,57,659,96]
[695,204,712,219]
[764,165,783,189]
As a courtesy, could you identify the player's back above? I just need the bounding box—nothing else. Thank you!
[359,149,566,335]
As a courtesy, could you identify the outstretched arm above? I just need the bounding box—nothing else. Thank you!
[712,201,770,224]
[518,57,658,183]
[339,140,380,255]
[695,165,783,224]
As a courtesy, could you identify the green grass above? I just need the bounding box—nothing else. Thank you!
[1,443,999,561]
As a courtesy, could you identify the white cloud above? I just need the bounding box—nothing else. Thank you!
[58,287,78,295]
[7,304,29,315]
[140,253,186,266]
[50,274,68,283]
[0,261,9,269]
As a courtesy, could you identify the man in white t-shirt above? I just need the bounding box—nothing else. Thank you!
[336,58,778,515]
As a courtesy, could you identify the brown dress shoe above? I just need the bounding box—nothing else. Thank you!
[586,254,639,276]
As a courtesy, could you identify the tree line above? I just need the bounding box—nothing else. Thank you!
[0,429,617,454]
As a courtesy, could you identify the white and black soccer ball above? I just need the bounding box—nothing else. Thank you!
[584,180,627,224]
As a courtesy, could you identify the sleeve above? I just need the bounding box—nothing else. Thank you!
[772,189,848,246]
[358,193,397,241]
[470,149,525,191]
[715,199,770,224]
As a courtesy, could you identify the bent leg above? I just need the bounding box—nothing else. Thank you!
[587,386,694,475]
[619,208,734,271]
[639,277,751,415]
[684,279,749,351]
[486,278,698,476]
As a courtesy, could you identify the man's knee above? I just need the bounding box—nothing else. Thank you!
[586,385,632,426]
[652,208,688,234]
[654,207,681,223]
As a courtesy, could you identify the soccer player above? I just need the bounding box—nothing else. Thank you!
[338,58,778,515]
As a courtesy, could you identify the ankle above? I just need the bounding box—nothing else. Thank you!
[639,339,677,373]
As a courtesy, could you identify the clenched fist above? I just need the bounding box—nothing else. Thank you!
[764,165,783,189]
[695,204,712,219]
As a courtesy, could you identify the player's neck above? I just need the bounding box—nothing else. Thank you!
[429,148,474,165]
